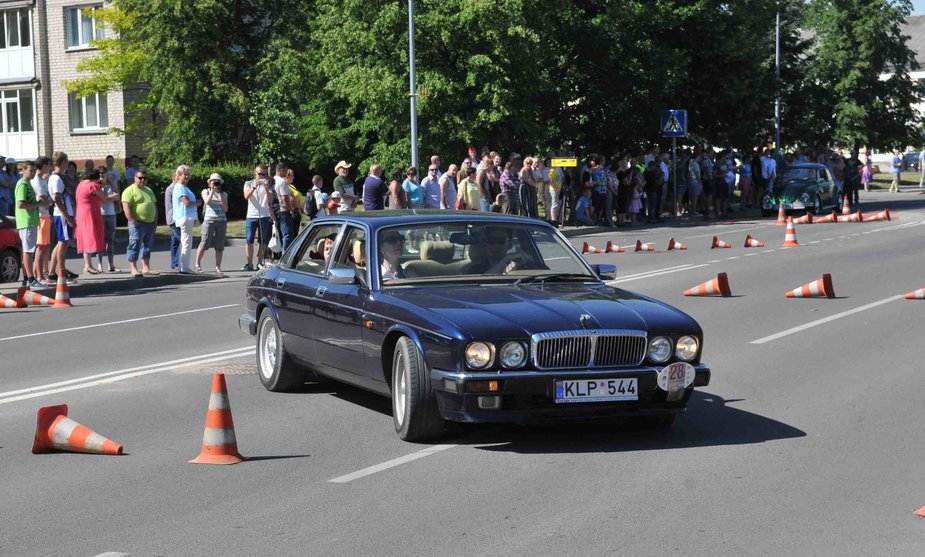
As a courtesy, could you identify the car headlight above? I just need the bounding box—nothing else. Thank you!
[465,342,494,369]
[801,192,810,202]
[647,336,672,363]
[499,342,526,368]
[675,336,699,361]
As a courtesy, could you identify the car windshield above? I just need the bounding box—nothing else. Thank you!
[781,168,814,182]
[376,221,597,285]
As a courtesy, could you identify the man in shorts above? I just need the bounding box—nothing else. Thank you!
[47,151,78,282]
[30,156,53,284]
[15,161,50,288]
[242,164,276,271]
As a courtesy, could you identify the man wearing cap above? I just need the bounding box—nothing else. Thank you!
[362,164,385,210]
[196,173,228,276]
[0,156,17,216]
[332,161,357,212]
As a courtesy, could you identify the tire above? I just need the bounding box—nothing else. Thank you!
[391,336,444,442]
[812,195,824,215]
[0,249,20,283]
[255,311,306,392]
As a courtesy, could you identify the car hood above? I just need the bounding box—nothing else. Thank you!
[385,284,699,339]
[771,180,815,201]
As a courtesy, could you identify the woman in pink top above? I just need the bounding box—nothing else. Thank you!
[75,168,107,274]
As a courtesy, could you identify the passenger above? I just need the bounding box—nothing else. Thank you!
[379,231,407,280]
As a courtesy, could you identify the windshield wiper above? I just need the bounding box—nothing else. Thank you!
[513,273,593,285]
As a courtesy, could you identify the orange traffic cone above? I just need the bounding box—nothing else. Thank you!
[711,236,732,249]
[776,203,787,225]
[189,373,244,465]
[52,275,73,308]
[605,241,624,253]
[841,195,851,215]
[684,273,732,297]
[0,291,21,308]
[744,234,765,248]
[914,505,925,517]
[862,209,891,222]
[836,210,862,223]
[794,213,813,225]
[785,274,835,299]
[32,404,123,455]
[814,211,837,223]
[635,240,655,252]
[667,238,687,251]
[582,242,604,254]
[905,288,925,300]
[17,286,53,307]
[782,217,799,247]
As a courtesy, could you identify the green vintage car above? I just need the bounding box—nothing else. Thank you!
[761,163,840,217]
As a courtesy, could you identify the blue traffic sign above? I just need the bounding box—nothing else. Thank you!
[661,109,687,137]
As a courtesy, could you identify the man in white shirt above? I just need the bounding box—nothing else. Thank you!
[30,156,53,283]
[242,164,276,271]
[421,163,441,208]
[918,146,925,189]
[273,162,295,252]
[760,148,777,192]
[48,151,77,282]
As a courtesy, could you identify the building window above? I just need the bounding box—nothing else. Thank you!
[0,9,31,49]
[1,89,34,133]
[66,5,104,49]
[68,92,108,131]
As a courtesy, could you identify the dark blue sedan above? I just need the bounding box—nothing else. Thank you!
[239,211,711,441]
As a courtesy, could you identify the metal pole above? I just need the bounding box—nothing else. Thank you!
[774,10,781,151]
[672,137,678,217]
[408,0,419,173]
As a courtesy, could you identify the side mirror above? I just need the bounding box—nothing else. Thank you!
[328,267,357,285]
[593,264,617,281]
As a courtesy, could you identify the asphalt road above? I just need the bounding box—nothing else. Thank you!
[2,191,925,556]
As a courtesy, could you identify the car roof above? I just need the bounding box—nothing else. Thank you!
[314,210,554,233]
[784,163,826,170]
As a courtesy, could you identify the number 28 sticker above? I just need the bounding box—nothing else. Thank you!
[657,362,696,392]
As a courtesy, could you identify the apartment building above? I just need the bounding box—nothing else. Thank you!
[0,0,144,162]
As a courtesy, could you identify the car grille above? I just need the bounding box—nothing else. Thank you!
[532,330,647,370]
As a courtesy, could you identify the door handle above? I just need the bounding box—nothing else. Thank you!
[275,278,286,289]
[316,286,327,297]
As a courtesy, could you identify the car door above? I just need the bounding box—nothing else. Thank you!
[311,225,370,377]
[275,222,344,365]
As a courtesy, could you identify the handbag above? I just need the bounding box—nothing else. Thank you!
[268,225,282,254]
[455,195,466,210]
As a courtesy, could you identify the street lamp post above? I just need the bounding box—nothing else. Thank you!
[775,10,781,151]
[408,0,419,173]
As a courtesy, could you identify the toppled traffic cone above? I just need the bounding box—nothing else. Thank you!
[0,291,21,308]
[582,242,604,254]
[863,209,891,222]
[667,238,687,251]
[783,217,799,247]
[17,286,53,307]
[776,203,787,225]
[189,373,244,465]
[52,275,73,308]
[605,241,624,253]
[905,288,925,300]
[786,274,835,299]
[794,213,813,225]
[712,236,732,249]
[684,273,732,297]
[32,404,123,455]
[841,195,851,215]
[744,234,765,248]
[635,240,655,252]
[915,505,925,517]
[814,210,837,223]
[836,210,862,223]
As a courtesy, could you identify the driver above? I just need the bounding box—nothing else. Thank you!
[379,231,407,280]
[467,226,520,274]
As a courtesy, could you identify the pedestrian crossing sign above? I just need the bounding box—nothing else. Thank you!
[661,110,687,137]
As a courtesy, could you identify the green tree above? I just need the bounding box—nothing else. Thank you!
[807,0,922,155]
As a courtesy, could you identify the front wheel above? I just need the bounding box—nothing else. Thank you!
[256,311,306,392]
[812,195,824,215]
[392,336,444,442]
[0,249,20,283]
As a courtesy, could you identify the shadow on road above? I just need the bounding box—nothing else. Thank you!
[454,392,806,453]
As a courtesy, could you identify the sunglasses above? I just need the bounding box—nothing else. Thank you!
[429,168,437,172]
[136,176,148,181]
[256,172,267,176]
[483,237,507,245]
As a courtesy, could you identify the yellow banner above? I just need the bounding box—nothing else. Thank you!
[551,158,578,167]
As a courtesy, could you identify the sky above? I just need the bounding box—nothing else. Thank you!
[915,1,925,16]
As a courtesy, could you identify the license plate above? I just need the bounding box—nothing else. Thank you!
[554,378,638,403]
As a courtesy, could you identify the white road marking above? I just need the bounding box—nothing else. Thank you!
[744,253,757,256]
[93,553,129,557]
[726,256,740,260]
[809,240,820,244]
[0,346,254,404]
[0,304,240,343]
[329,444,458,483]
[608,264,710,284]
[764,249,776,252]
[708,260,722,263]
[685,224,772,239]
[609,264,693,280]
[750,296,903,345]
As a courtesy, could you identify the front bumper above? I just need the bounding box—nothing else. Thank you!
[430,364,710,424]
[239,313,257,336]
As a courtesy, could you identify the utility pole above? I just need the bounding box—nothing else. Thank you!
[775,10,781,151]
[408,0,419,173]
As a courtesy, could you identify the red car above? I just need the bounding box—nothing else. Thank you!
[0,215,22,283]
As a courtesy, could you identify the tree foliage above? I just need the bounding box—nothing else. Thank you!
[68,0,923,170]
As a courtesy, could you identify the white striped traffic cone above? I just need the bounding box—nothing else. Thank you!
[776,203,787,225]
[0,291,21,308]
[667,238,687,251]
[905,288,925,300]
[189,373,244,465]
[783,217,799,247]
[862,209,891,222]
[836,210,862,223]
[841,195,851,215]
[711,236,732,249]
[32,404,123,455]
[815,210,837,223]
[17,286,53,307]
[794,213,813,224]
[582,242,604,254]
[52,275,73,308]
[635,240,655,252]
[786,274,835,299]
[684,273,732,297]
[744,234,764,248]
[605,241,624,253]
